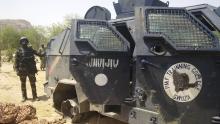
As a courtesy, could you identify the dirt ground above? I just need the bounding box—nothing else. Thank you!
[0,62,63,122]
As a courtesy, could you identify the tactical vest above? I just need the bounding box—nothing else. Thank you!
[18,47,37,74]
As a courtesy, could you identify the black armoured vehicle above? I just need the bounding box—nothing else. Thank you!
[44,0,220,123]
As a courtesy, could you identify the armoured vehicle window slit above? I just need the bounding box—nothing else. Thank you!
[191,12,216,31]
[145,8,219,50]
[77,21,126,51]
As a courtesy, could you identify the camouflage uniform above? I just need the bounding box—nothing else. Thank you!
[38,44,46,71]
[14,37,42,102]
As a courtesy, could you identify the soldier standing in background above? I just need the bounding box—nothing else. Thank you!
[38,44,46,71]
[14,37,43,102]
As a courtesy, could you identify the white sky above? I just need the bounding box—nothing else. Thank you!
[0,0,219,26]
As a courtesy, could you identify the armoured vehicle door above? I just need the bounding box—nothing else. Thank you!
[131,7,220,124]
[70,20,130,105]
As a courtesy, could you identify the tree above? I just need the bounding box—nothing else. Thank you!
[0,26,21,61]
[47,14,81,39]
[1,26,21,50]
[0,26,48,61]
[34,25,49,43]
[47,23,65,39]
[63,14,81,27]
[20,27,47,49]
[0,14,81,62]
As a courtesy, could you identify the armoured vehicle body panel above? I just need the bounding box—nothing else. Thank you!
[45,0,220,123]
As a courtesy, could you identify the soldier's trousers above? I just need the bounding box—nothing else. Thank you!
[19,74,37,99]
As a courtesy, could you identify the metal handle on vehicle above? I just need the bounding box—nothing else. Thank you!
[141,59,161,69]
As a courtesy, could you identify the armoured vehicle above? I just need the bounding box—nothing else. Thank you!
[44,0,220,123]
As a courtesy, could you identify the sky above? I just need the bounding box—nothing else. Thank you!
[0,0,219,26]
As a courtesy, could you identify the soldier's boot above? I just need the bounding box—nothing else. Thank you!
[30,82,40,101]
[21,82,27,102]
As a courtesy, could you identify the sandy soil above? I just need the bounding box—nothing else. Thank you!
[0,62,62,122]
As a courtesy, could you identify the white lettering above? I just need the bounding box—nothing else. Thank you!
[163,62,203,103]
[163,77,170,89]
[87,58,119,69]
[173,94,191,102]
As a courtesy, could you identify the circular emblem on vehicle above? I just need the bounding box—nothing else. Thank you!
[95,73,108,86]
[163,62,202,102]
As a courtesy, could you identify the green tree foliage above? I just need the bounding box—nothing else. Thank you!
[0,26,20,50]
[47,23,65,39]
[0,26,21,61]
[34,26,49,43]
[20,27,47,49]
[47,14,81,39]
[0,26,47,61]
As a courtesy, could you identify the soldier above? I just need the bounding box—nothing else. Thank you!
[14,37,43,102]
[38,44,46,71]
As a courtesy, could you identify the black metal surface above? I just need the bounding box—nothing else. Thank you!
[113,0,168,18]
[70,54,130,105]
[69,20,130,105]
[133,6,220,124]
[45,2,220,124]
[135,56,220,123]
[85,6,111,20]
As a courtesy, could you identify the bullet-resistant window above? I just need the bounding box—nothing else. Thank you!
[78,21,125,51]
[146,9,218,50]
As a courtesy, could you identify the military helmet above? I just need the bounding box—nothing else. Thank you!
[19,37,29,45]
